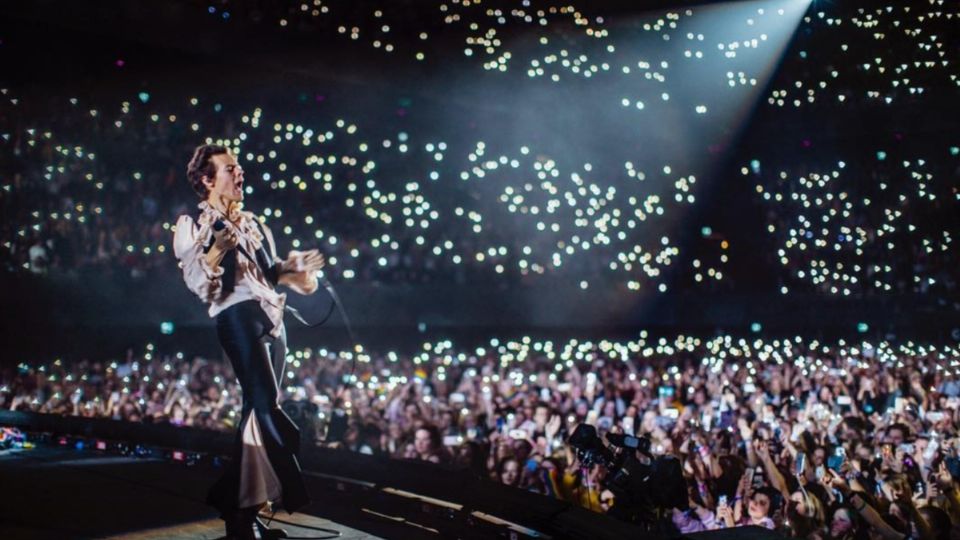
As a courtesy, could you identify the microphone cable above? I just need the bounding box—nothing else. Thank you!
[212,217,361,392]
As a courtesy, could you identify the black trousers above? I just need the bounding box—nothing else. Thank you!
[206,300,310,515]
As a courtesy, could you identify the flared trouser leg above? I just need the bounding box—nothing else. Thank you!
[207,300,310,516]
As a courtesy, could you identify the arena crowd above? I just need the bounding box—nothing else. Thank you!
[5,335,960,538]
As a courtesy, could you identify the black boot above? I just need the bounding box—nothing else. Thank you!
[223,509,257,540]
[254,514,289,539]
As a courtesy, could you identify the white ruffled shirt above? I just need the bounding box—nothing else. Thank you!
[172,202,289,337]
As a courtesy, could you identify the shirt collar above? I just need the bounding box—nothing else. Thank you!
[197,200,244,225]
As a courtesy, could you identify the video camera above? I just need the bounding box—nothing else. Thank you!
[568,423,686,527]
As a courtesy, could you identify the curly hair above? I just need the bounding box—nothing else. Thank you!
[186,144,229,198]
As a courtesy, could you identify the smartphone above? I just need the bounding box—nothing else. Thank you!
[450,392,465,404]
[586,373,597,394]
[585,410,599,426]
[945,457,960,478]
[723,392,736,405]
[914,480,925,496]
[540,388,551,401]
[508,429,527,440]
[837,396,852,406]
[813,404,832,422]
[752,466,764,488]
[718,494,728,507]
[927,411,946,423]
[745,467,756,488]
[815,465,826,480]
[743,383,757,394]
[659,386,675,399]
[795,453,807,475]
[443,435,461,447]
[827,455,844,472]
[895,397,907,414]
[622,416,635,436]
[557,382,572,393]
[664,408,680,420]
[924,439,940,462]
[899,443,915,455]
[694,442,711,460]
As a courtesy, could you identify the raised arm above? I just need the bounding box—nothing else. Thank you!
[932,461,960,523]
[850,493,908,540]
[260,221,325,295]
[755,439,791,499]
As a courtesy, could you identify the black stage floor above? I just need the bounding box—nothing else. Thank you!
[0,438,784,540]
[0,445,383,540]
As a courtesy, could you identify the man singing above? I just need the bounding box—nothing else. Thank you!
[173,144,324,539]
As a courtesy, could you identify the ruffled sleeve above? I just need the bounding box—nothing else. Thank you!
[259,219,319,295]
[280,250,320,295]
[172,214,224,303]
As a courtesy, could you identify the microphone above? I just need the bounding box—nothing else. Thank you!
[204,220,229,254]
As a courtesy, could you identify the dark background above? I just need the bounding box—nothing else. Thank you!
[1,0,958,363]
